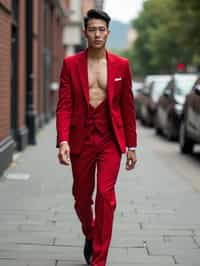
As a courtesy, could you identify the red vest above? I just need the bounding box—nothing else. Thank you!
[85,99,115,146]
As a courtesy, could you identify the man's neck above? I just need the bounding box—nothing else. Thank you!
[87,47,106,60]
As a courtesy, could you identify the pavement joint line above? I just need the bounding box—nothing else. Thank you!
[0,209,50,213]
[163,235,169,243]
[139,222,143,230]
[17,224,21,231]
[192,235,200,248]
[125,246,128,255]
[50,219,57,224]
[144,241,150,255]
[53,210,59,217]
[163,233,193,238]
[134,208,138,214]
[144,241,180,261]
[172,255,178,264]
[191,229,196,236]
[148,228,195,232]
[54,244,83,248]
[113,245,145,248]
[16,242,55,246]
[0,258,16,261]
[7,243,152,250]
[130,199,134,205]
[52,237,56,245]
[15,243,83,247]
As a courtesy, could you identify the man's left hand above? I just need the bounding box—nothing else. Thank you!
[126,150,137,170]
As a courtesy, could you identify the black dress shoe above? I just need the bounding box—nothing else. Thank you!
[84,239,92,265]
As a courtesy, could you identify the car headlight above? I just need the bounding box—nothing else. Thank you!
[174,103,183,114]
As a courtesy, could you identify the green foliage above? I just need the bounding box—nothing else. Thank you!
[110,48,131,60]
[175,0,200,66]
[129,0,200,77]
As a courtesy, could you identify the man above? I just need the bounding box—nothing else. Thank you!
[56,9,137,266]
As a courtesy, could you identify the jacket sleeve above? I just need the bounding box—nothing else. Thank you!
[120,59,137,148]
[56,58,72,148]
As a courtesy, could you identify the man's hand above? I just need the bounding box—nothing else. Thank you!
[58,142,71,166]
[126,150,137,170]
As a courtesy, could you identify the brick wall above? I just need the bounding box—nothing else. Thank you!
[0,1,11,141]
[0,0,70,175]
[33,0,39,120]
[37,0,44,125]
[18,0,26,129]
[82,0,96,15]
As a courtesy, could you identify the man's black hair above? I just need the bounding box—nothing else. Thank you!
[84,9,111,29]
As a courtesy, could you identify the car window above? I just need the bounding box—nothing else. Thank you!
[175,77,197,96]
[143,84,151,95]
[193,83,200,93]
[193,79,200,89]
[133,82,143,96]
[152,80,169,102]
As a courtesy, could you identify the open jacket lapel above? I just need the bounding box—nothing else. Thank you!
[106,50,115,108]
[78,49,89,105]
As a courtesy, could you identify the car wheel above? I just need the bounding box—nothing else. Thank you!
[179,120,194,154]
[165,118,175,140]
[155,114,162,135]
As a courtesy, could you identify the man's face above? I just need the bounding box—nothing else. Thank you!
[84,19,110,49]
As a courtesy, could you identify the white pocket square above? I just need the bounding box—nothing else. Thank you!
[114,77,122,81]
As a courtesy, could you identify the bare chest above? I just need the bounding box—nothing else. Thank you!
[88,59,108,92]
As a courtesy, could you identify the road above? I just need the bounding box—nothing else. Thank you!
[0,119,200,265]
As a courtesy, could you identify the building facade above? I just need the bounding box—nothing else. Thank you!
[63,0,105,55]
[0,0,69,176]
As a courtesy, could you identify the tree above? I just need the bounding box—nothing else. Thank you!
[131,0,163,76]
[130,0,198,76]
[175,0,200,68]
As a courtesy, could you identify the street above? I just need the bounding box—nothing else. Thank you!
[0,119,200,266]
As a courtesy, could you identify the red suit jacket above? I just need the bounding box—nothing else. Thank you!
[56,49,137,154]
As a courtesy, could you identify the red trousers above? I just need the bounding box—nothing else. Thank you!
[70,101,121,266]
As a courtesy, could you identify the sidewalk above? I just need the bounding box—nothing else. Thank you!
[0,119,200,265]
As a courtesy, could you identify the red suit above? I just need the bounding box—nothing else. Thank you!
[56,49,137,265]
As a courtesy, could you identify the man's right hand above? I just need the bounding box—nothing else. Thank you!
[58,142,71,166]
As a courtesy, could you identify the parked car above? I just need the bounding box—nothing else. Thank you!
[136,86,145,120]
[155,74,198,140]
[179,76,200,153]
[139,75,171,126]
[139,75,162,124]
[132,81,144,118]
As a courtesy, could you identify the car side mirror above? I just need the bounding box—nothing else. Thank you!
[143,91,150,96]
[134,88,142,95]
[142,87,149,96]
[194,84,200,95]
[163,89,171,97]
